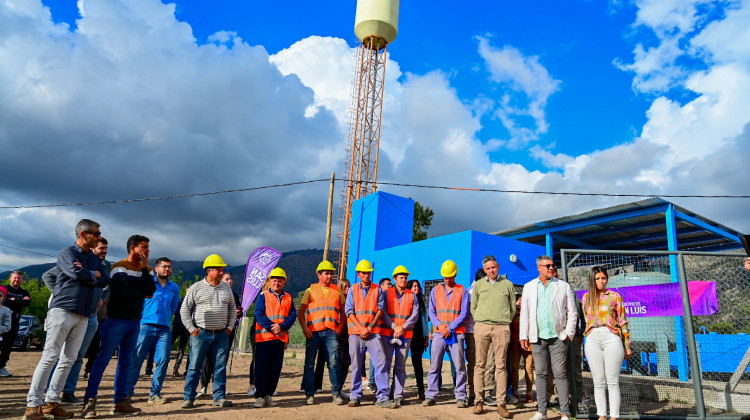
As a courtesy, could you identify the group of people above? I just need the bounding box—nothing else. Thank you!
[18,219,242,420]
[9,216,750,420]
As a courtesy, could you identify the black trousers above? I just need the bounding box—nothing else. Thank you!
[171,323,190,375]
[410,336,426,395]
[254,340,285,398]
[0,322,19,369]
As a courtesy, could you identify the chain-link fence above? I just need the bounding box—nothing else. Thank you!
[561,249,750,419]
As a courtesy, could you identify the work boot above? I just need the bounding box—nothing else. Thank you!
[457,399,469,408]
[305,395,314,405]
[22,406,46,420]
[110,399,141,415]
[497,404,511,418]
[264,395,277,407]
[332,394,345,405]
[81,399,97,419]
[61,393,82,405]
[43,402,74,418]
[375,400,396,409]
[181,400,194,409]
[473,400,484,414]
[253,397,265,408]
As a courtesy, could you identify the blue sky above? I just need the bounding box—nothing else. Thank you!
[1,0,748,271]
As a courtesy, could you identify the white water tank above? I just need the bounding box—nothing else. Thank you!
[354,0,399,50]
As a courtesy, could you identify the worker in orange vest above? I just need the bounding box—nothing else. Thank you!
[422,260,470,408]
[297,261,346,406]
[252,267,296,409]
[345,259,394,409]
[380,265,419,407]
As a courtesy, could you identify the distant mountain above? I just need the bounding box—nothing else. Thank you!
[1,249,337,300]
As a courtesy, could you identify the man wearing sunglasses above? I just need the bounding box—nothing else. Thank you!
[24,219,109,420]
[519,256,577,420]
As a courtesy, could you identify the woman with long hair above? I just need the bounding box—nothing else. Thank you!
[582,266,631,420]
[407,279,429,400]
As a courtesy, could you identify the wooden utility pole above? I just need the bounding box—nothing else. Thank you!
[323,172,335,261]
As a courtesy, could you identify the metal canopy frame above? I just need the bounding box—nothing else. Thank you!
[493,198,743,260]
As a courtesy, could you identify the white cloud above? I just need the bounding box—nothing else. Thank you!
[477,37,561,149]
[0,0,748,272]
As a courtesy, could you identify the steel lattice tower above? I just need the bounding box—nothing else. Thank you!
[335,0,399,279]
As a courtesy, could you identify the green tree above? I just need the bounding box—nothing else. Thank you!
[412,200,434,242]
[20,278,52,321]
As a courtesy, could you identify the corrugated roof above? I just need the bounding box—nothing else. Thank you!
[493,198,742,257]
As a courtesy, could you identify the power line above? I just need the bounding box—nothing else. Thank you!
[0,179,329,209]
[0,243,56,258]
[372,180,750,199]
[0,178,748,210]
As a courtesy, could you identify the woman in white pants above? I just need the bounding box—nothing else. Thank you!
[582,266,631,420]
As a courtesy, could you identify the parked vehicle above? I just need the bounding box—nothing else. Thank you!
[13,315,45,350]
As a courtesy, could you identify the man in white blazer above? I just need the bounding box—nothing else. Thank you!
[519,255,577,420]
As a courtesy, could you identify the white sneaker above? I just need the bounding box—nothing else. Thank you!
[265,395,277,407]
[530,413,548,420]
[196,386,207,398]
[247,385,256,397]
[253,397,265,408]
[273,391,279,396]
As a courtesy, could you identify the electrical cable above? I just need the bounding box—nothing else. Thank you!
[0,178,748,210]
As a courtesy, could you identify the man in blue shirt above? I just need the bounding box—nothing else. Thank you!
[125,257,180,404]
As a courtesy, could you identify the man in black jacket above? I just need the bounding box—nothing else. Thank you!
[0,270,31,377]
[81,234,156,418]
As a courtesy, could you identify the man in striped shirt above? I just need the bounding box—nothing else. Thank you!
[180,254,237,409]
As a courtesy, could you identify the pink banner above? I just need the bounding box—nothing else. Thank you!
[575,281,718,317]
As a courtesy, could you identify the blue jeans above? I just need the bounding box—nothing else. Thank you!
[183,329,229,401]
[84,318,140,403]
[45,314,98,395]
[303,329,341,396]
[126,324,172,397]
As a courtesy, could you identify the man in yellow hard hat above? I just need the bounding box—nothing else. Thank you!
[381,265,419,407]
[180,254,236,409]
[297,260,346,406]
[252,267,296,408]
[345,259,394,409]
[423,260,470,408]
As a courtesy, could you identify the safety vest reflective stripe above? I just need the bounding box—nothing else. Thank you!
[256,291,292,343]
[306,283,341,332]
[433,284,465,334]
[347,283,382,335]
[381,288,414,339]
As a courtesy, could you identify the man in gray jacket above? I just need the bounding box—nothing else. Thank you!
[23,219,108,420]
[519,255,577,420]
[42,237,110,404]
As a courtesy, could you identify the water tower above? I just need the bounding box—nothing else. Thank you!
[336,0,399,277]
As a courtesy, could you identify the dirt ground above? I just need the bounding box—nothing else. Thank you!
[0,348,567,420]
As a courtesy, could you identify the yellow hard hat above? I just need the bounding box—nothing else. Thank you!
[316,260,336,272]
[355,259,374,272]
[440,260,458,277]
[203,254,227,269]
[392,265,410,277]
[268,267,287,279]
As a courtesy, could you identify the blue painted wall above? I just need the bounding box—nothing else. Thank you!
[346,191,544,287]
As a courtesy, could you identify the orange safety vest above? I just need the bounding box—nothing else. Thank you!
[255,291,292,343]
[347,283,383,335]
[380,287,414,339]
[306,283,341,332]
[433,284,465,334]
